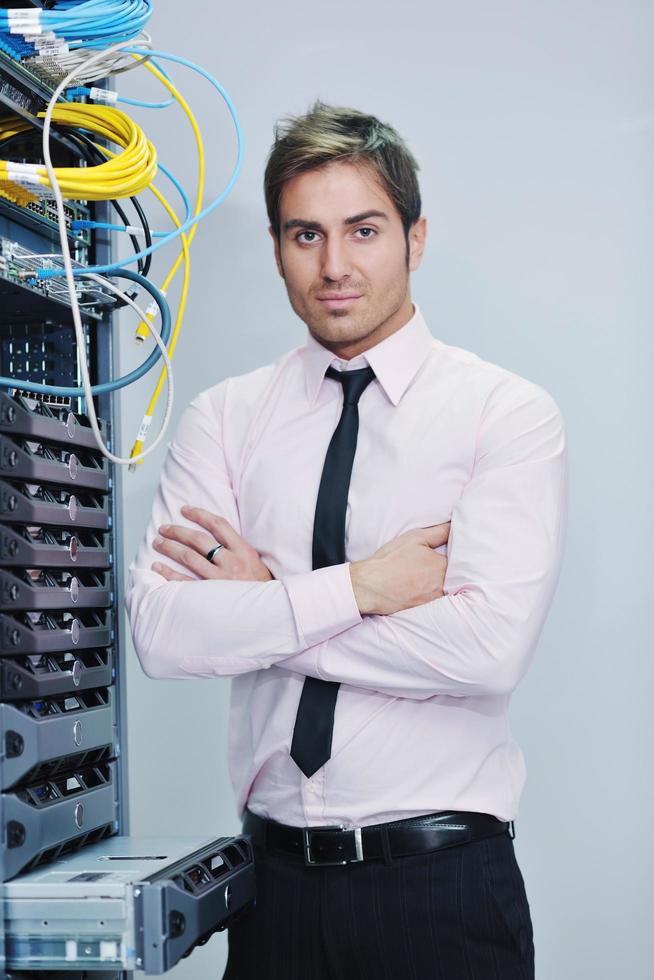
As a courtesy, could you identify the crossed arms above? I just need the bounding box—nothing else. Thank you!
[124,377,568,700]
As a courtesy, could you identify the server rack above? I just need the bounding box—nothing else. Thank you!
[0,31,255,980]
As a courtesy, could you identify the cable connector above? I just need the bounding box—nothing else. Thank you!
[65,86,88,102]
[128,416,153,471]
[88,87,119,104]
[135,292,166,344]
[65,86,118,104]
[128,441,144,472]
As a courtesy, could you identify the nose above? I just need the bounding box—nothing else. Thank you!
[320,236,353,283]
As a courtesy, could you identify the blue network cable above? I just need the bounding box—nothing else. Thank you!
[147,159,191,224]
[65,58,176,109]
[66,85,175,110]
[0,269,171,398]
[36,50,243,282]
[112,92,174,109]
[0,1,153,48]
[71,158,192,236]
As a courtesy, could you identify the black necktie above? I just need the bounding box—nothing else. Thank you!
[289,363,376,778]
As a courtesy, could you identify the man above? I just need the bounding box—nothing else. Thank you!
[125,101,568,979]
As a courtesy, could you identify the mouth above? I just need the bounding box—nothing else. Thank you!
[316,294,363,310]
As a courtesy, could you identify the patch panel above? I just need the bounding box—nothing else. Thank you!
[0,238,113,319]
[18,199,92,248]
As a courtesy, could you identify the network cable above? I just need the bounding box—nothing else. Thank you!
[0,268,172,397]
[35,47,243,281]
[21,59,199,462]
[25,30,156,86]
[82,272,174,459]
[88,124,194,464]
[3,37,240,465]
[66,84,175,110]
[71,157,192,240]
[63,98,196,462]
[0,123,154,279]
[0,105,157,205]
[37,40,194,464]
[65,51,204,463]
[0,2,153,48]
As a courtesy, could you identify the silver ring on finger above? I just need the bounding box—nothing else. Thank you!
[206,544,225,563]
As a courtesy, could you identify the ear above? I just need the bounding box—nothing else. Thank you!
[269,226,285,279]
[408,216,427,272]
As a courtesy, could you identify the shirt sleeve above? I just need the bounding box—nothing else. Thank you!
[124,384,363,680]
[277,379,569,698]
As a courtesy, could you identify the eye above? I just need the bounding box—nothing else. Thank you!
[296,230,320,244]
[354,227,377,239]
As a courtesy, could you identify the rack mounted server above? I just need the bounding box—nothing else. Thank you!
[0,35,256,978]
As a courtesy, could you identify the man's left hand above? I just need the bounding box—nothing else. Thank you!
[151,505,274,582]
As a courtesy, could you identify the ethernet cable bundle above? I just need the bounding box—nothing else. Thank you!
[0,104,157,206]
[0,1,243,467]
[0,1,153,84]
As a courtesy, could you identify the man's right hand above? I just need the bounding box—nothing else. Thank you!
[349,522,450,616]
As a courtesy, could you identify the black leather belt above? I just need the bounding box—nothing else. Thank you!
[242,808,514,867]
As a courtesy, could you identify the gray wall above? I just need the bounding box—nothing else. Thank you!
[117,2,653,976]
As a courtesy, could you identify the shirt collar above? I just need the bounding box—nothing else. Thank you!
[301,303,434,407]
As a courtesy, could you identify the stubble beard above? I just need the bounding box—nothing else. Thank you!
[290,273,410,355]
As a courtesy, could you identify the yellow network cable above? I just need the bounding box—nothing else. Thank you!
[126,56,206,465]
[124,167,192,463]
[85,135,191,464]
[0,105,157,202]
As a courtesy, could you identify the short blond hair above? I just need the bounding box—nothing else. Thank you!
[264,101,421,241]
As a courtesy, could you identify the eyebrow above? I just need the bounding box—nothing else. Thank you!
[282,210,390,232]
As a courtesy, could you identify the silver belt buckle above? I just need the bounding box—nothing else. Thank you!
[303,825,364,866]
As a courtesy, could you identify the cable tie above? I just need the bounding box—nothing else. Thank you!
[6,163,43,176]
[32,32,68,54]
[7,9,42,34]
[89,87,118,104]
[136,416,153,441]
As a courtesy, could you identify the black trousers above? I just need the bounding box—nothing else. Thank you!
[223,829,535,979]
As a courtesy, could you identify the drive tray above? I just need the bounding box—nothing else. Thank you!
[3,834,256,974]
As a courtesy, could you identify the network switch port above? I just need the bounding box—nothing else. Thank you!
[1,197,90,251]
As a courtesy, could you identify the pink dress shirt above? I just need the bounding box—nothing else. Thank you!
[125,304,568,827]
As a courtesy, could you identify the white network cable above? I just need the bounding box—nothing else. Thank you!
[82,271,174,450]
[26,31,155,86]
[40,39,176,466]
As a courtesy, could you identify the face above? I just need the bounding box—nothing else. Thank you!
[271,160,427,359]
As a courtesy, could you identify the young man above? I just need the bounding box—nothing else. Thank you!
[125,102,568,979]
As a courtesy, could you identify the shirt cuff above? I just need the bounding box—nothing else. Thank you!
[280,562,363,649]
